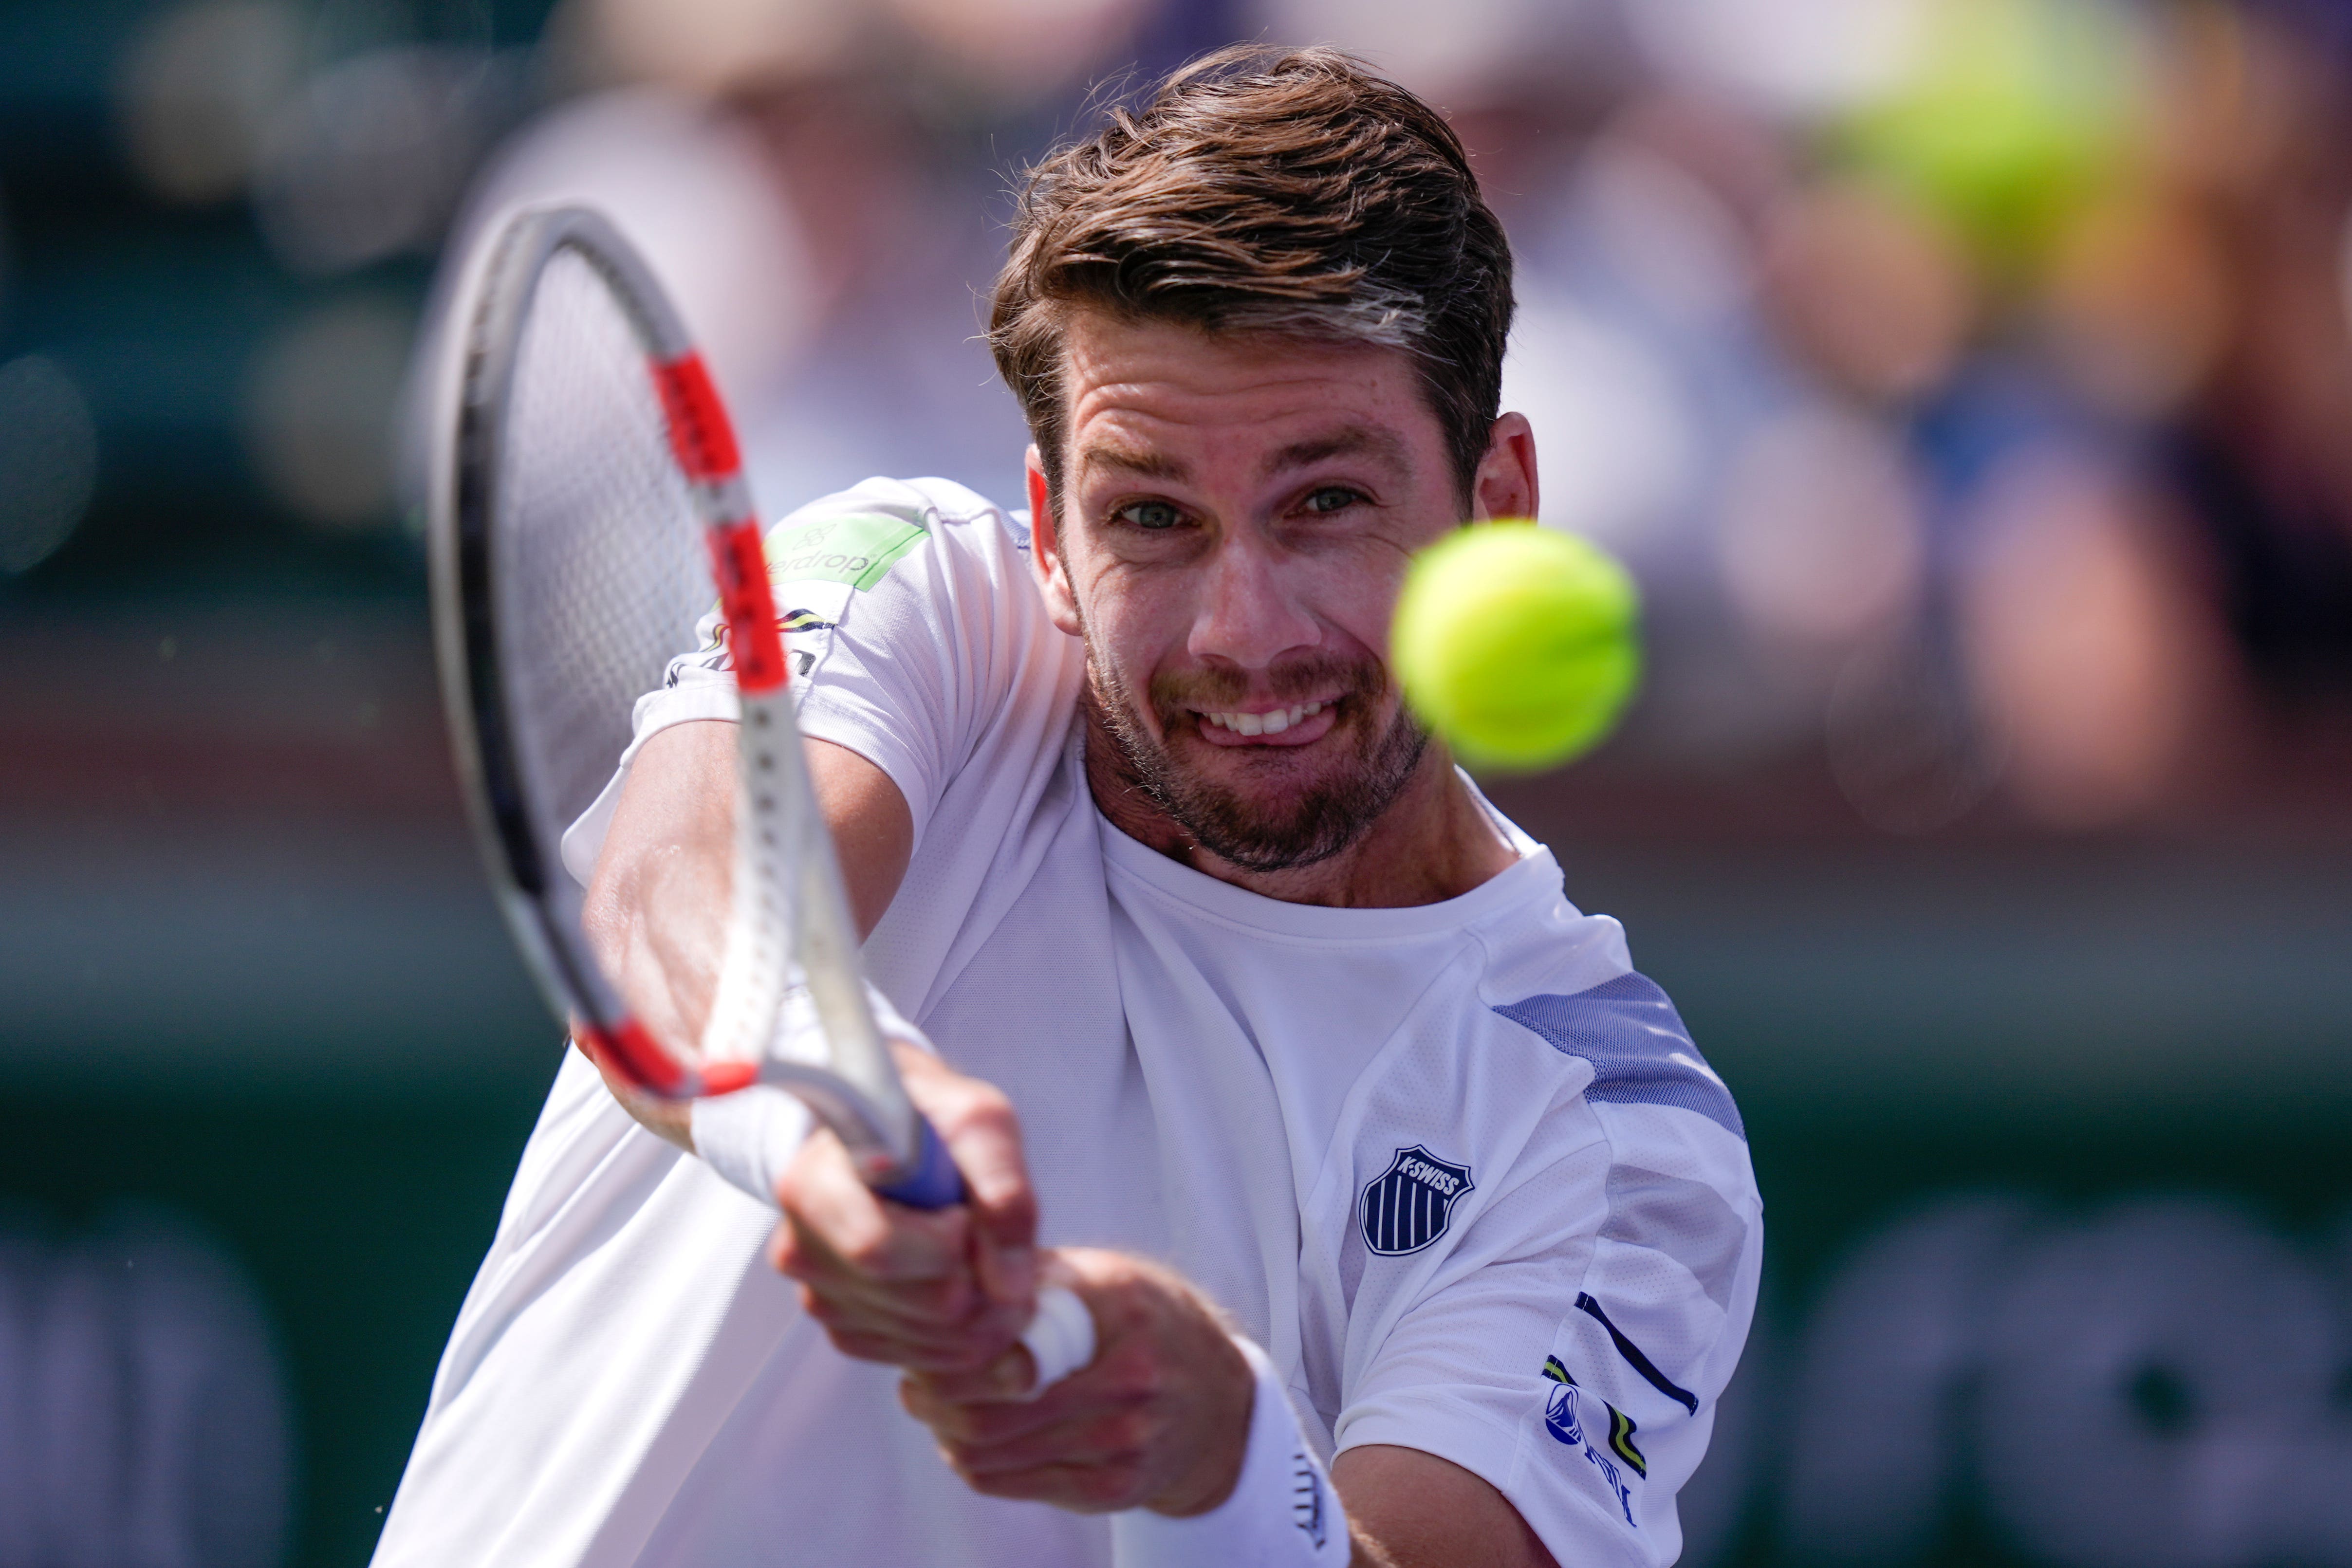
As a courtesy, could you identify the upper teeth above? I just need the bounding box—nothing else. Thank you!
[1205,701,1324,737]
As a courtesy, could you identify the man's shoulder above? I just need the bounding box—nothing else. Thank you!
[1454,867,1748,1152]
[759,475,1043,631]
[764,476,1026,553]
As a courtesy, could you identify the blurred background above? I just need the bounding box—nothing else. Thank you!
[1,0,2348,1562]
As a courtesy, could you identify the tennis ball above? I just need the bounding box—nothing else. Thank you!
[1834,0,2134,277]
[1391,522,1641,773]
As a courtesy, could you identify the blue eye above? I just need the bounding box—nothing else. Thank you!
[1117,501,1182,531]
[1304,487,1362,515]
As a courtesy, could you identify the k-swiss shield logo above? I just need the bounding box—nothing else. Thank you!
[1360,1145,1476,1255]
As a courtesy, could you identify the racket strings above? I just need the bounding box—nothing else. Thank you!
[494,245,712,848]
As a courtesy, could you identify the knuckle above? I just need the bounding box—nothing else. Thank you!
[947,1085,1018,1141]
[1102,1345,1164,1404]
[835,1226,896,1278]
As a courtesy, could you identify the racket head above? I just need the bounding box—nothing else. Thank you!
[431,204,924,1181]
[425,211,736,1073]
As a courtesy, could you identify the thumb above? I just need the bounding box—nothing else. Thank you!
[894,1044,1038,1305]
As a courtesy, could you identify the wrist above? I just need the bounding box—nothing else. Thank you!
[1114,1334,1351,1565]
[1149,1327,1257,1516]
[689,1085,810,1206]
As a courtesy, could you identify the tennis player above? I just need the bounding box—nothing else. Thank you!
[377,47,1758,1568]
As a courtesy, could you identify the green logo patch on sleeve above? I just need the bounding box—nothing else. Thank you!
[762,511,927,591]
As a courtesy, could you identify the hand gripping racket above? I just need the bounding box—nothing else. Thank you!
[428,203,1092,1387]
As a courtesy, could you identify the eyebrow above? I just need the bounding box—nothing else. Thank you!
[1076,440,1189,484]
[1072,422,1410,489]
[1261,424,1409,479]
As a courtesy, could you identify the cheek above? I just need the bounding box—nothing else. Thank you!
[1303,548,1406,664]
[1076,567,1187,690]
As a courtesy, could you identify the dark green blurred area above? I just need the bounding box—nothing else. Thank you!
[3,0,2350,1564]
[0,1101,548,1566]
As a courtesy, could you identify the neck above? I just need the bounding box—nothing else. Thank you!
[1081,704,1520,909]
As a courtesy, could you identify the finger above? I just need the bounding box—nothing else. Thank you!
[775,1128,971,1288]
[941,1403,1153,1480]
[820,1321,1029,1375]
[953,1461,1143,1513]
[774,1236,988,1330]
[928,1447,1136,1509]
[898,1375,1072,1444]
[803,1285,1033,1361]
[902,1338,1049,1404]
[898,1049,1037,1305]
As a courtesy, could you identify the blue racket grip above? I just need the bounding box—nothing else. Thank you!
[870,1114,966,1210]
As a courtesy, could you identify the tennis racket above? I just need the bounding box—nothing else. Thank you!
[428,203,1091,1384]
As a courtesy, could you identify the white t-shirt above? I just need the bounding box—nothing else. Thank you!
[374,478,1761,1568]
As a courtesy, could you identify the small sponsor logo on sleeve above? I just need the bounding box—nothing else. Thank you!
[1585,1447,1636,1525]
[1537,1355,1645,1525]
[1359,1146,1475,1256]
[1606,1405,1648,1477]
[1545,1379,1585,1447]
[763,513,926,591]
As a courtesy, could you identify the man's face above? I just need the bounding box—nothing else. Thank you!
[1032,312,1494,871]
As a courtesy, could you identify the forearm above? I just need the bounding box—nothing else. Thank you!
[577,719,914,1153]
[1334,1446,1556,1568]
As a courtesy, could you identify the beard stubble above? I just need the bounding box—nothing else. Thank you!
[1078,619,1429,873]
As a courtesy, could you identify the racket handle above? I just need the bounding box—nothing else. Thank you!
[870,1113,965,1210]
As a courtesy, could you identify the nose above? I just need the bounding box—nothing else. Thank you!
[1187,525,1322,672]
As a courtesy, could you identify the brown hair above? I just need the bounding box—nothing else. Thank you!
[989,45,1515,510]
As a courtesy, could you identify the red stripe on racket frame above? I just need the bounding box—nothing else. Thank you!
[699,1060,758,1095]
[708,520,788,694]
[576,1017,684,1092]
[651,352,742,482]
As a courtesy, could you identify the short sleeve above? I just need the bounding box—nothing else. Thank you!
[770,480,1044,839]
[559,477,1053,882]
[1331,980,1762,1568]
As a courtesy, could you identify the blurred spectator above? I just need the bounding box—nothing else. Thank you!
[72,0,2352,825]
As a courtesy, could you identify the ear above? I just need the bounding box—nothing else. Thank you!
[1468,412,1538,523]
[1025,446,1084,638]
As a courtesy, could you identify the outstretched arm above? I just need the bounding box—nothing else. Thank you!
[576,717,915,1149]
[781,1122,1557,1568]
[884,1245,1556,1567]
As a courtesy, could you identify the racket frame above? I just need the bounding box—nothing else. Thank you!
[430,203,923,1187]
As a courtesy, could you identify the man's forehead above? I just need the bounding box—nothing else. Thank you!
[1062,310,1407,400]
[1060,312,1426,480]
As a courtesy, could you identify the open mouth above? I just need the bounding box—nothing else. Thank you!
[1199,699,1326,737]
[1188,697,1343,748]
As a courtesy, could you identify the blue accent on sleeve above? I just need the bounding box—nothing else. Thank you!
[870,1115,967,1210]
[1494,973,1745,1141]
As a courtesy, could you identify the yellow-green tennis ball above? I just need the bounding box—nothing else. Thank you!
[1834,0,2134,276]
[1391,522,1641,773]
